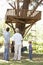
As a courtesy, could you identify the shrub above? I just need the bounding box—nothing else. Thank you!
[0,36,4,46]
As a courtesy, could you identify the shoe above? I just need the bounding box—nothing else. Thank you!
[13,58,17,61]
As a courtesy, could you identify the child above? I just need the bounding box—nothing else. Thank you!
[29,41,32,60]
[11,41,14,53]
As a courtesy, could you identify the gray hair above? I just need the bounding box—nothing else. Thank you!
[15,28,19,32]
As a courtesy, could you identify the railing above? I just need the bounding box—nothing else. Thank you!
[6,9,40,18]
[6,0,42,18]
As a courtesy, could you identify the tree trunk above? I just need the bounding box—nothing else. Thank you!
[16,23,25,36]
[16,0,30,36]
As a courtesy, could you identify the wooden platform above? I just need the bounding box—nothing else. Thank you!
[5,9,41,24]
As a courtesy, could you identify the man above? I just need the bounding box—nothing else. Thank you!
[12,28,23,61]
[3,27,10,61]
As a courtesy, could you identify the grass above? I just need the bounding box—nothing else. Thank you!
[0,46,43,65]
[0,59,43,65]
[0,53,43,65]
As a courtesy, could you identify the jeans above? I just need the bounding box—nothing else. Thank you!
[4,47,9,61]
[29,50,32,60]
[14,44,21,60]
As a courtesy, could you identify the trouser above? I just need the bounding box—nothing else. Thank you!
[14,44,21,60]
[4,47,9,61]
[29,50,32,60]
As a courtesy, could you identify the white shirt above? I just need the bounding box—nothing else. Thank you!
[12,33,23,45]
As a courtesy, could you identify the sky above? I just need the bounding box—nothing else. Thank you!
[0,0,7,19]
[0,0,12,20]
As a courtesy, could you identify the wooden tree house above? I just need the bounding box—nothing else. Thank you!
[5,0,42,37]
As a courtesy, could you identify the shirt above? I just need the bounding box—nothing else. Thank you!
[12,33,23,45]
[3,31,10,47]
[29,44,32,51]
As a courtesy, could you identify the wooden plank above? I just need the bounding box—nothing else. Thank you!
[6,16,25,24]
[6,11,41,24]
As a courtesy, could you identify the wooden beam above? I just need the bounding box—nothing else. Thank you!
[6,17,25,24]
[6,23,15,32]
[25,24,31,29]
[9,3,15,9]
[23,23,33,37]
[23,18,38,38]
[29,0,42,17]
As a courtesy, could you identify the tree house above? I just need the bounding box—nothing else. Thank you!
[5,0,42,37]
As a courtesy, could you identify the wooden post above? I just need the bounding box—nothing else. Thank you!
[17,0,19,16]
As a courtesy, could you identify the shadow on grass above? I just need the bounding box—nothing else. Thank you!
[0,59,43,65]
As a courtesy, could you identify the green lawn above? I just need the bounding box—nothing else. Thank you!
[0,59,43,65]
[0,52,43,65]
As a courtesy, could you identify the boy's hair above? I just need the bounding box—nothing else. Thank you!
[29,41,32,44]
[6,27,10,31]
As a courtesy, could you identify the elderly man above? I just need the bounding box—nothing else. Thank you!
[12,28,23,61]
